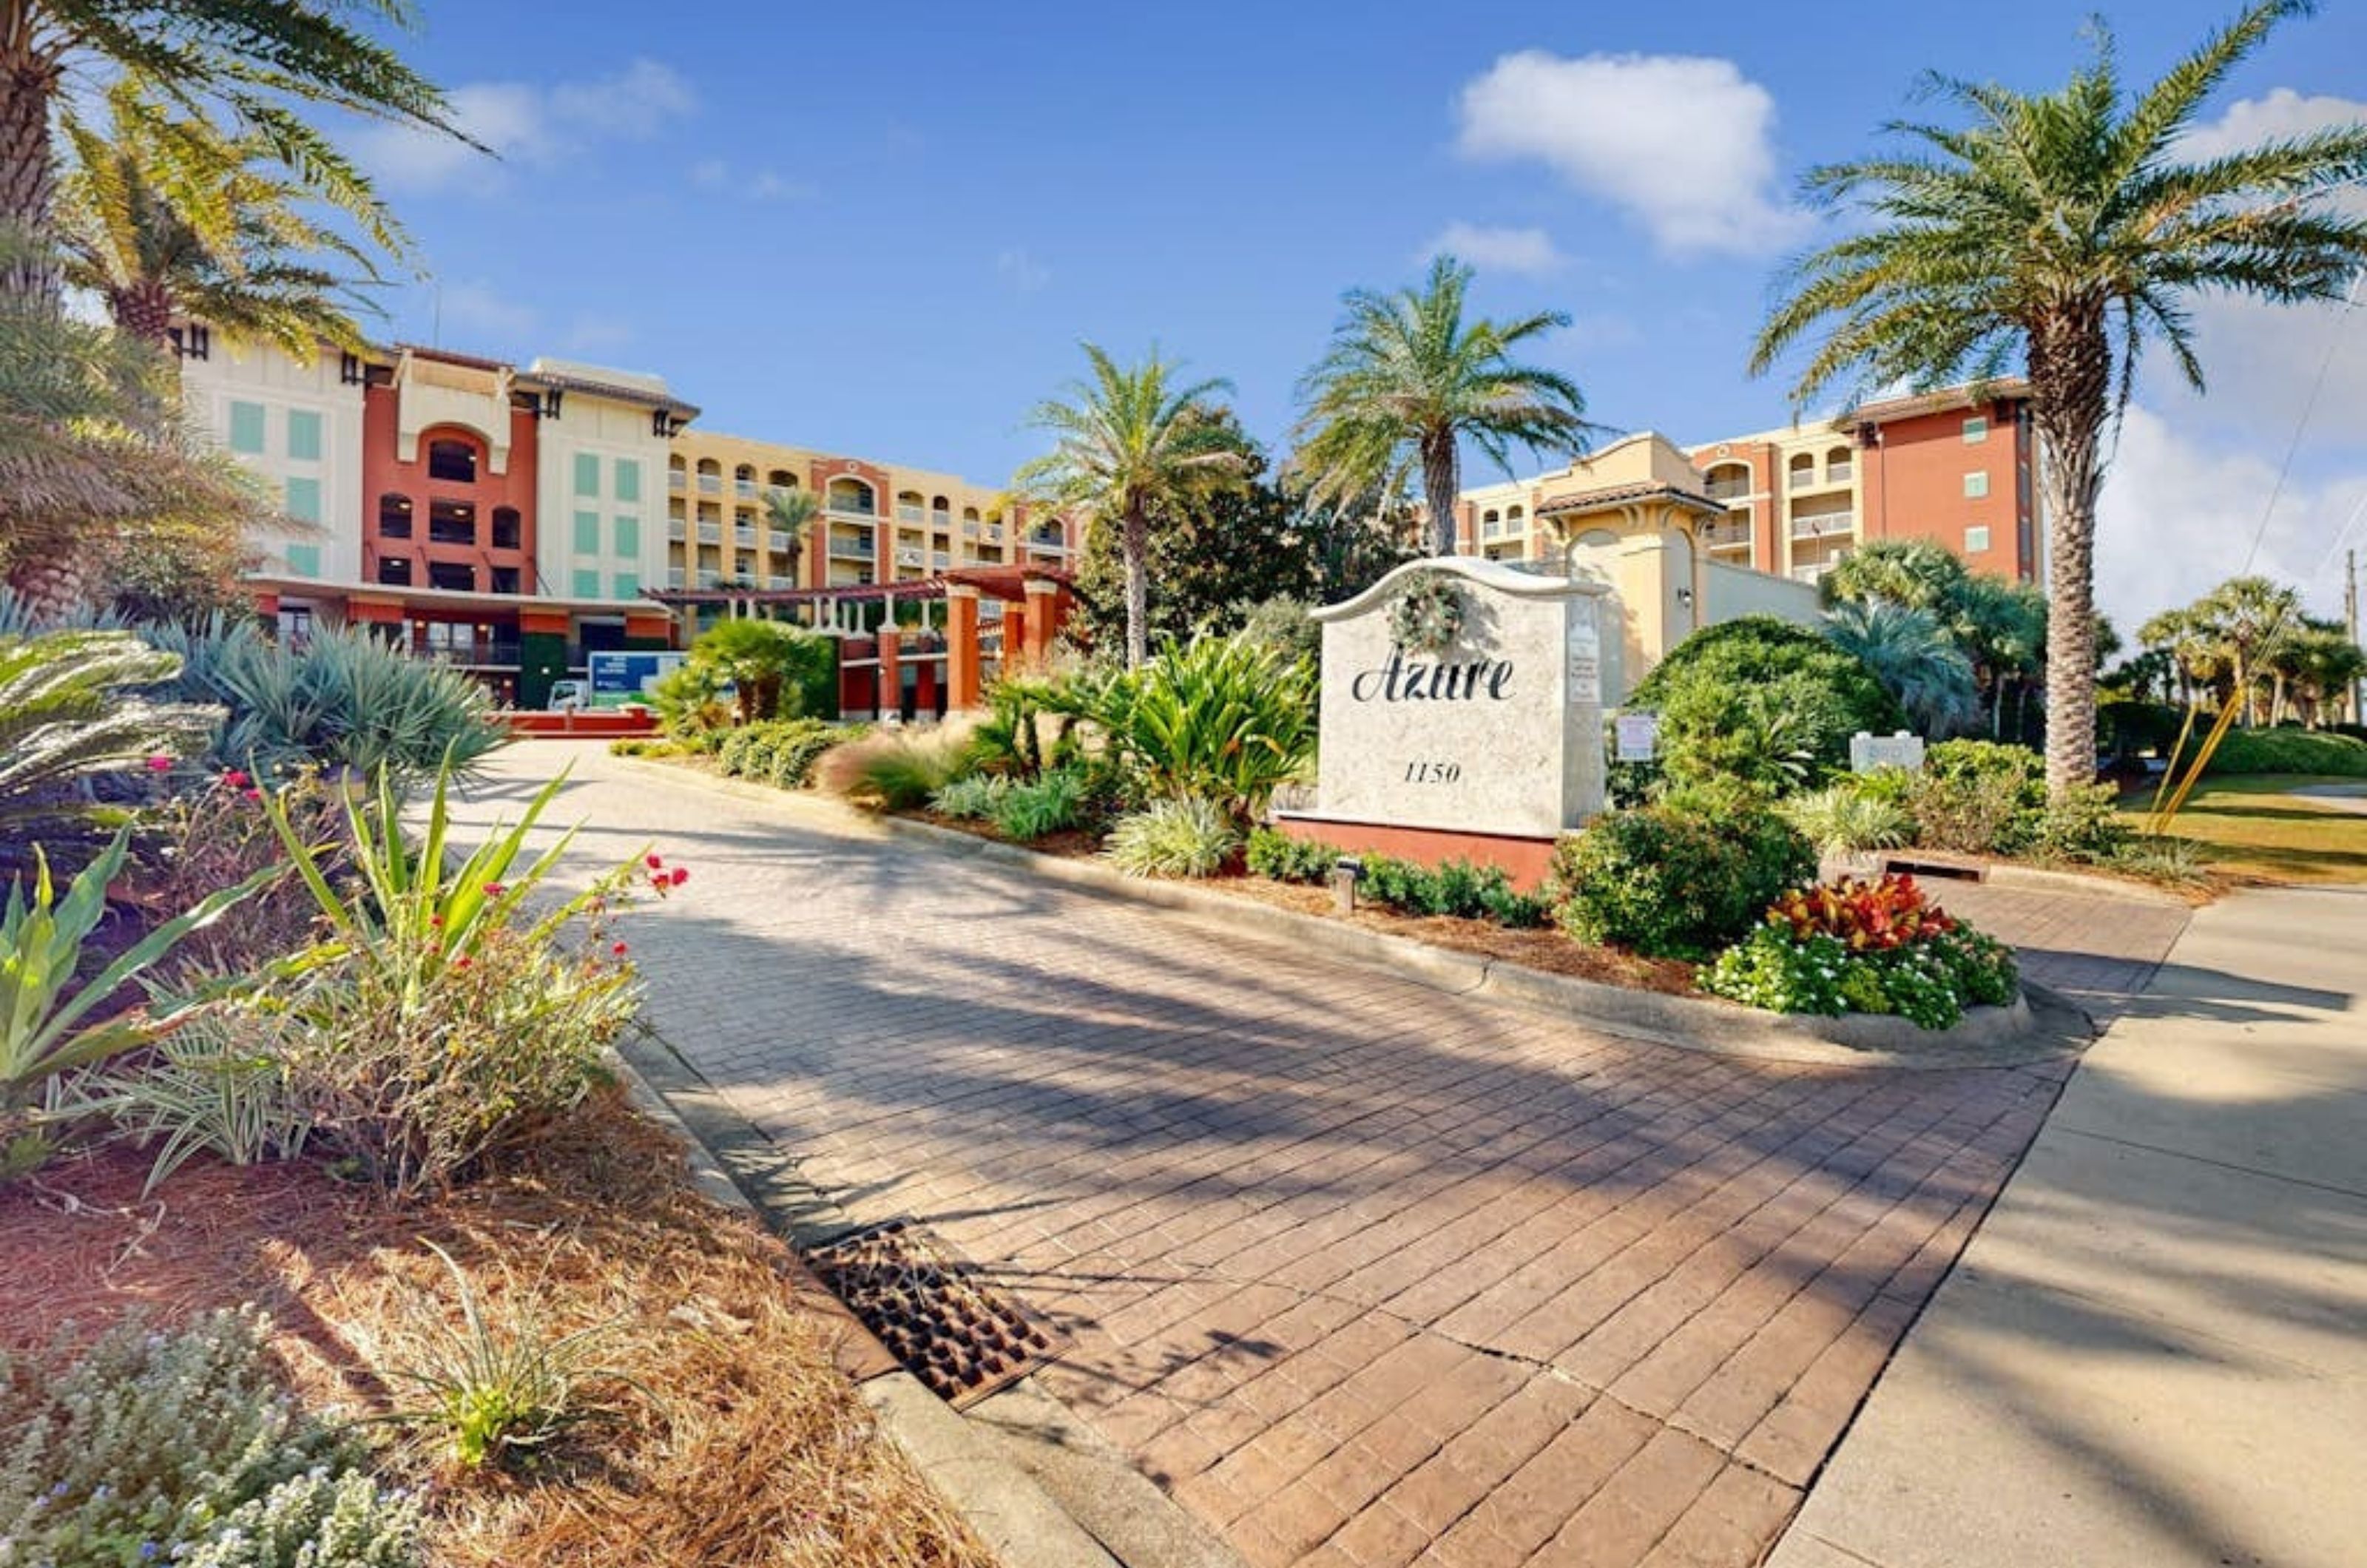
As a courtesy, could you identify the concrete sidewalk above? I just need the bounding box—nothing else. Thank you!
[1767,885,2367,1568]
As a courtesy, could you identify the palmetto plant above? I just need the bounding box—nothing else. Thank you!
[58,77,411,354]
[1015,344,1249,669]
[1294,253,1594,558]
[1822,598,1981,737]
[0,0,464,307]
[1752,0,2367,800]
[0,626,218,835]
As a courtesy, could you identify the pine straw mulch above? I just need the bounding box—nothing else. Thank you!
[0,1087,995,1568]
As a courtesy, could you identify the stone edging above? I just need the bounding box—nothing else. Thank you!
[621,757,2093,1069]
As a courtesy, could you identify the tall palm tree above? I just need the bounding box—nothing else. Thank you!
[1751,0,2367,801]
[1014,344,1248,669]
[1294,254,1593,557]
[2195,573,2303,723]
[56,78,410,354]
[0,0,463,305]
[760,485,822,589]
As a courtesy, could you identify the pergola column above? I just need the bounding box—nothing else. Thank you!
[877,627,902,721]
[945,585,982,710]
[1022,577,1063,664]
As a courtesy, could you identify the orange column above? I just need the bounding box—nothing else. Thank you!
[945,587,981,709]
[1003,606,1027,674]
[1023,578,1059,663]
[875,627,901,722]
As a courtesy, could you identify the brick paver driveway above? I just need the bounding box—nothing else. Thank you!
[457,744,2084,1568]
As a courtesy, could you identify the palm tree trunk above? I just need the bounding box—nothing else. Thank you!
[2030,305,2110,801]
[108,280,177,348]
[0,36,59,306]
[1422,429,1460,558]
[1122,501,1149,669]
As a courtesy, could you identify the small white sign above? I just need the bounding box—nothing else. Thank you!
[1564,615,1602,706]
[1851,730,1926,774]
[1614,712,1661,763]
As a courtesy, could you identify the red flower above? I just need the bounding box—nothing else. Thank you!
[645,854,664,870]
[669,866,689,887]
[453,956,473,971]
[483,882,505,898]
[223,769,251,788]
[146,755,173,772]
[612,941,629,956]
[242,788,262,802]
[429,914,444,927]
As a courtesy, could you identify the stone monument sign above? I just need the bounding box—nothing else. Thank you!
[1303,558,1610,838]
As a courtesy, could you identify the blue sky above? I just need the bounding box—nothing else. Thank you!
[352,1,2367,626]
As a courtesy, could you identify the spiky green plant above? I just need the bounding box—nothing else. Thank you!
[1822,599,1980,737]
[0,625,217,833]
[1752,0,2367,799]
[1779,783,1917,854]
[1051,633,1314,820]
[1293,253,1594,556]
[1104,797,1239,879]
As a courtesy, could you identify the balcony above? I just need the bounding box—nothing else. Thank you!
[986,524,1004,544]
[829,538,874,562]
[931,510,952,530]
[734,526,755,547]
[669,470,686,491]
[896,504,925,524]
[696,474,721,495]
[931,551,950,569]
[1701,518,1752,549]
[1826,459,1854,484]
[1789,511,1854,540]
[696,570,723,589]
[735,479,757,499]
[827,500,877,519]
[667,518,686,541]
[1704,474,1751,503]
[416,638,521,669]
[895,547,924,568]
[962,520,979,538]
[666,568,686,588]
[768,530,792,552]
[696,522,720,544]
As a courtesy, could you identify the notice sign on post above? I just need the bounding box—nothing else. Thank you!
[1614,712,1661,763]
[1305,559,1612,837]
[1850,730,1926,774]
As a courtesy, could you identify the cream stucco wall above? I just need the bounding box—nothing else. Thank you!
[531,374,672,607]
[180,336,368,585]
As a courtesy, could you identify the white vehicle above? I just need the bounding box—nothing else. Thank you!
[546,679,589,712]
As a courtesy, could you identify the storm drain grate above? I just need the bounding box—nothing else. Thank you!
[804,1220,1061,1407]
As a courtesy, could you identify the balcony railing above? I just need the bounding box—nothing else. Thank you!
[696,522,720,544]
[1701,518,1752,548]
[697,570,723,589]
[669,470,686,491]
[666,568,686,588]
[829,538,874,561]
[666,518,686,541]
[931,551,950,569]
[1826,460,1854,484]
[895,504,925,524]
[416,640,521,668]
[895,548,923,568]
[827,499,877,518]
[931,510,952,529]
[1704,475,1751,502]
[734,526,755,547]
[735,479,757,499]
[696,474,721,494]
[768,530,791,552]
[1789,512,1854,539]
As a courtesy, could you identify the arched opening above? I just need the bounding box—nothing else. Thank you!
[377,493,413,538]
[426,436,477,484]
[828,477,877,516]
[895,489,925,524]
[1787,453,1815,487]
[695,457,721,495]
[1506,505,1524,524]
[767,468,797,489]
[1705,462,1750,502]
[1825,445,1854,482]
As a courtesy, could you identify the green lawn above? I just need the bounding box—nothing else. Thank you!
[2125,775,2367,885]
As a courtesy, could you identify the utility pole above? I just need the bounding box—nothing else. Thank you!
[2349,548,2362,725]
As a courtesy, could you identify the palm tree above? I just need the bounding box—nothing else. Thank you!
[1294,254,1593,557]
[1014,344,1248,669]
[760,485,822,589]
[2195,574,2303,723]
[2269,618,2367,726]
[56,78,411,354]
[0,0,463,305]
[1823,598,1980,736]
[1750,0,2367,801]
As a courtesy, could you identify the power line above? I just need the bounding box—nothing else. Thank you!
[2243,270,2363,575]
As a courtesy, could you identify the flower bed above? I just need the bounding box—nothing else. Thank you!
[1700,873,2019,1030]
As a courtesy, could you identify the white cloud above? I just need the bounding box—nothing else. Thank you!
[689,158,729,190]
[358,59,697,194]
[435,279,536,341]
[2095,405,2363,630]
[687,160,816,203]
[1456,50,1811,257]
[996,249,1050,294]
[1425,221,1565,274]
[565,315,635,355]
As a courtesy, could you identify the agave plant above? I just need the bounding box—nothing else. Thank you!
[1051,633,1315,819]
[0,626,218,837]
[144,618,504,788]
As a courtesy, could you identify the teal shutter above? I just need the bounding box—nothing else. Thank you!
[286,409,323,461]
[574,453,600,496]
[573,510,601,555]
[614,516,640,556]
[228,402,266,454]
[284,477,323,523]
[614,459,641,502]
[284,544,321,577]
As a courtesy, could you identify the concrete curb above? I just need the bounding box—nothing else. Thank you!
[608,1034,1132,1568]
[619,756,2091,1069]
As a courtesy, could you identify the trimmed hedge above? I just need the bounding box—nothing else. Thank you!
[2199,726,2367,777]
[1549,785,1817,957]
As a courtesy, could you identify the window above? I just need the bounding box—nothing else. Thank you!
[1787,453,1815,487]
[377,556,413,586]
[573,453,601,496]
[427,438,476,482]
[276,606,313,648]
[827,477,876,515]
[283,543,320,577]
[228,401,266,455]
[614,517,640,556]
[1963,470,1990,499]
[283,476,322,524]
[428,561,475,592]
[1965,525,1993,553]
[428,500,476,545]
[286,409,323,462]
[572,568,601,599]
[1963,416,1989,443]
[612,570,641,599]
[615,459,641,502]
[490,566,521,595]
[491,506,521,550]
[377,493,413,538]
[573,510,601,555]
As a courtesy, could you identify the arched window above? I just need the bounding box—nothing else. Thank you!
[427,437,476,484]
[1787,453,1815,487]
[1706,462,1750,501]
[895,489,925,523]
[1507,504,1525,522]
[962,506,982,523]
[377,493,413,538]
[767,469,796,489]
[1826,445,1855,481]
[828,477,877,516]
[734,464,755,482]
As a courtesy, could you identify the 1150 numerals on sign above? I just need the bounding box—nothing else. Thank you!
[1403,760,1462,783]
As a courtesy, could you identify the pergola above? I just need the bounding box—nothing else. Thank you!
[641,564,1076,712]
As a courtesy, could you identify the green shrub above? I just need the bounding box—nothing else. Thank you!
[0,1310,419,1566]
[1104,798,1240,878]
[2201,726,2367,777]
[992,768,1090,842]
[0,626,217,842]
[65,1007,312,1196]
[2029,783,2133,862]
[766,721,854,788]
[1244,826,1341,884]
[1351,854,1553,928]
[2115,833,2209,883]
[1701,904,2019,1031]
[605,736,683,758]
[1904,738,2046,854]
[931,774,1011,820]
[1550,792,1816,957]
[814,729,970,811]
[146,619,505,789]
[1699,925,1848,1015]
[967,677,1085,780]
[1048,633,1314,817]
[257,766,664,1199]
[1627,617,1902,793]
[1780,783,1916,854]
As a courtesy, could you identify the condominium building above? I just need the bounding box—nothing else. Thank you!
[1459,380,2042,587]
[663,429,1075,593]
